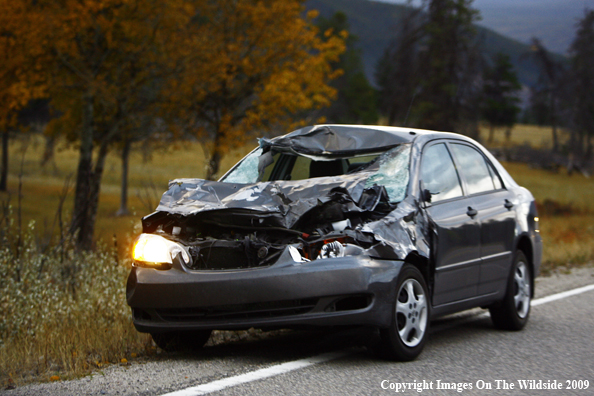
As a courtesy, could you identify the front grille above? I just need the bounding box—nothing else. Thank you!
[187,239,282,270]
[155,298,319,322]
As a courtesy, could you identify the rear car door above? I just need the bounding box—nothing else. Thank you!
[448,143,516,297]
[420,142,481,306]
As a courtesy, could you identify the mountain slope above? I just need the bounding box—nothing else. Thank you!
[306,0,568,87]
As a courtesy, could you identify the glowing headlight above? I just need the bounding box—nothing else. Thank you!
[132,234,189,269]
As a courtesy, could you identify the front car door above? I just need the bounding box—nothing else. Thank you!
[419,142,481,306]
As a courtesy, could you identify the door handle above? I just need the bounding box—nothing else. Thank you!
[504,199,514,209]
[466,206,478,217]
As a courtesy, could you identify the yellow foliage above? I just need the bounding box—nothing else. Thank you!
[2,0,344,185]
[161,0,346,178]
[0,0,47,132]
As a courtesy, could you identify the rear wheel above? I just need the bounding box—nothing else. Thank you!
[151,330,212,352]
[490,250,531,330]
[379,264,429,361]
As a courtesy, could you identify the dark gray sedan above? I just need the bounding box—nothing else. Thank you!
[126,125,542,361]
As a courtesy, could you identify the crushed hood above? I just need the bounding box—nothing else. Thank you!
[156,173,372,229]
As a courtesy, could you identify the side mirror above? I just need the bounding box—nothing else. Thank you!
[419,181,432,203]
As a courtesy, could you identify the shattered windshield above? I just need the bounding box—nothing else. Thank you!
[221,144,411,202]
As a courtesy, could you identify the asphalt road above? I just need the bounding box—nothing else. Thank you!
[5,267,594,396]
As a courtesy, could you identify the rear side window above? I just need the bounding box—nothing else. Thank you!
[450,143,496,195]
[420,143,463,203]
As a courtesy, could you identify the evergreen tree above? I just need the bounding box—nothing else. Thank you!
[375,0,481,135]
[569,9,594,160]
[482,53,521,143]
[317,12,378,124]
[375,4,423,126]
[415,0,481,134]
[527,38,566,153]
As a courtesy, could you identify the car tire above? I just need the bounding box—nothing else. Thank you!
[151,330,212,352]
[379,264,429,361]
[490,250,531,330]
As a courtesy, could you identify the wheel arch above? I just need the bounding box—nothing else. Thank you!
[515,235,535,297]
[404,251,431,294]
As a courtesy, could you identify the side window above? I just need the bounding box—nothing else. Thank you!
[487,162,503,190]
[420,143,463,203]
[450,143,495,195]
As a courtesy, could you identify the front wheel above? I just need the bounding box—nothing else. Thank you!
[490,250,531,330]
[379,264,429,361]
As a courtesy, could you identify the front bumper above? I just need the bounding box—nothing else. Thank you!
[126,256,404,334]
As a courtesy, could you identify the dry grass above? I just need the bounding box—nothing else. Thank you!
[1,135,255,387]
[0,228,151,387]
[501,161,594,274]
[4,135,255,253]
[478,124,571,149]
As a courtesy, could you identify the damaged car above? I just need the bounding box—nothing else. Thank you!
[126,125,542,361]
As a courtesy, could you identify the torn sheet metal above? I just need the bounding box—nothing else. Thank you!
[156,175,369,229]
[259,124,414,156]
[148,126,430,264]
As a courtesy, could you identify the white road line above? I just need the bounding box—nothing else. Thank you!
[532,284,594,306]
[161,283,594,396]
[160,351,349,396]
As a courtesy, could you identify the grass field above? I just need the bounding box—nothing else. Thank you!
[478,123,570,149]
[2,135,255,254]
[1,124,592,387]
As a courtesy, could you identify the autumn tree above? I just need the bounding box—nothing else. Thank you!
[0,0,46,191]
[164,0,345,180]
[482,53,521,143]
[569,9,594,160]
[29,0,187,250]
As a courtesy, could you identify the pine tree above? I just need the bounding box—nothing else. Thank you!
[375,4,423,126]
[415,0,481,134]
[569,9,594,160]
[482,53,521,143]
[317,12,378,124]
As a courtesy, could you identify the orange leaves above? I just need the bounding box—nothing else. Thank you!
[0,0,46,131]
[166,0,345,148]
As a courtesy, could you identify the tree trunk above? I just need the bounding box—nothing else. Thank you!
[551,124,559,153]
[205,149,222,181]
[40,134,57,172]
[205,127,225,181]
[70,94,95,250]
[83,143,109,250]
[0,129,8,191]
[116,140,131,216]
[550,94,559,152]
[504,127,511,143]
